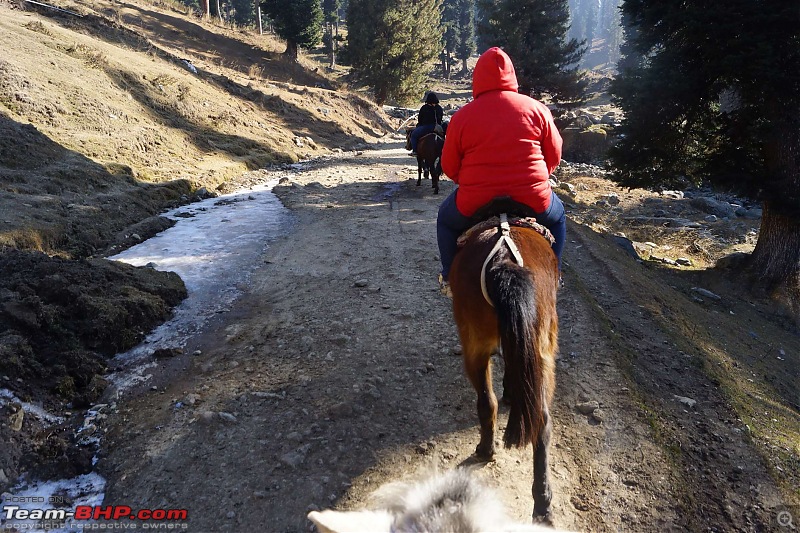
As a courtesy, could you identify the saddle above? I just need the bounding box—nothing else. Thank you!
[457,197,554,249]
[456,197,554,307]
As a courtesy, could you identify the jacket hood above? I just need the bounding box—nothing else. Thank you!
[472,47,519,98]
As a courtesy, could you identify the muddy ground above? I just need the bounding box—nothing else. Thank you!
[90,142,798,532]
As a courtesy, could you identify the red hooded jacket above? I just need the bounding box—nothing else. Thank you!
[441,47,562,217]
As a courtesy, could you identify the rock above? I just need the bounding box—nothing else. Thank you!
[576,401,600,415]
[690,197,735,218]
[152,347,183,358]
[570,495,591,511]
[415,441,436,455]
[218,412,237,423]
[559,182,576,194]
[441,449,457,460]
[572,115,594,129]
[739,207,762,220]
[691,287,721,300]
[281,444,311,468]
[0,469,8,484]
[9,406,24,432]
[185,394,201,405]
[560,127,610,164]
[676,257,692,266]
[661,190,684,199]
[674,395,697,408]
[591,409,605,423]
[612,236,640,259]
[251,391,287,400]
[354,279,369,288]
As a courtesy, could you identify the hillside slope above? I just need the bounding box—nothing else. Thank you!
[1,0,390,256]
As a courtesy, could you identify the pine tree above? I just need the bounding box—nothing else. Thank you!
[454,0,476,75]
[441,0,459,78]
[610,0,800,310]
[260,0,323,60]
[345,0,442,105]
[322,0,341,68]
[477,0,586,102]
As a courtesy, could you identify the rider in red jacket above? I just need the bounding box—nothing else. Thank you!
[437,47,566,293]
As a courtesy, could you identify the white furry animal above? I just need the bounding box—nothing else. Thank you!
[308,468,573,533]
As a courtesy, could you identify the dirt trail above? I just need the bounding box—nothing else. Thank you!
[100,142,791,532]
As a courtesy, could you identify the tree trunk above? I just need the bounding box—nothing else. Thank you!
[200,0,210,17]
[331,21,338,69]
[284,40,299,62]
[749,202,800,317]
[257,4,263,34]
[461,57,468,75]
[749,107,800,318]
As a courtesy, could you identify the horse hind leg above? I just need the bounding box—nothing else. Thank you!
[463,346,498,459]
[532,406,553,522]
[417,159,423,186]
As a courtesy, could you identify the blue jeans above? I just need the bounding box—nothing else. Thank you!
[410,124,436,151]
[437,190,566,281]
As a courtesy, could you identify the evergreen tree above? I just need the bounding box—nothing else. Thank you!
[610,0,800,309]
[477,0,586,102]
[260,0,323,60]
[345,0,442,105]
[441,0,459,78]
[322,0,341,68]
[230,0,256,25]
[454,0,476,75]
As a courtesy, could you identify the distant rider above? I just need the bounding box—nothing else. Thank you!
[409,92,444,156]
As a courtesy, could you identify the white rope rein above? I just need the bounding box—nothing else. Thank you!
[479,214,525,307]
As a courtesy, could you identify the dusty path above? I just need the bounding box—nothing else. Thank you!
[100,142,791,532]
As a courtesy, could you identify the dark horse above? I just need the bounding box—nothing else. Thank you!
[416,132,445,194]
[449,198,560,522]
[405,122,447,194]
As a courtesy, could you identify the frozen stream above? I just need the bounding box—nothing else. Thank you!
[0,179,292,532]
[106,180,293,389]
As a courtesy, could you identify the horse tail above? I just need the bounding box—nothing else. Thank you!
[486,257,545,449]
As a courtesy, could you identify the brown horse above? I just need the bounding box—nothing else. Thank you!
[416,133,445,194]
[449,199,559,522]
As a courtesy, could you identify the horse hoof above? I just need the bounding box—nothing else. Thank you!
[433,189,439,195]
[474,443,495,461]
[532,510,553,526]
[501,393,512,405]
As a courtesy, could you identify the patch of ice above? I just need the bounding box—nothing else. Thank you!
[0,472,105,533]
[107,180,292,385]
[0,389,65,426]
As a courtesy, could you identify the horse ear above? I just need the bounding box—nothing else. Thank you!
[307,510,393,533]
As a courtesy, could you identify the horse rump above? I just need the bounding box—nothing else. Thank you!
[416,133,445,194]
